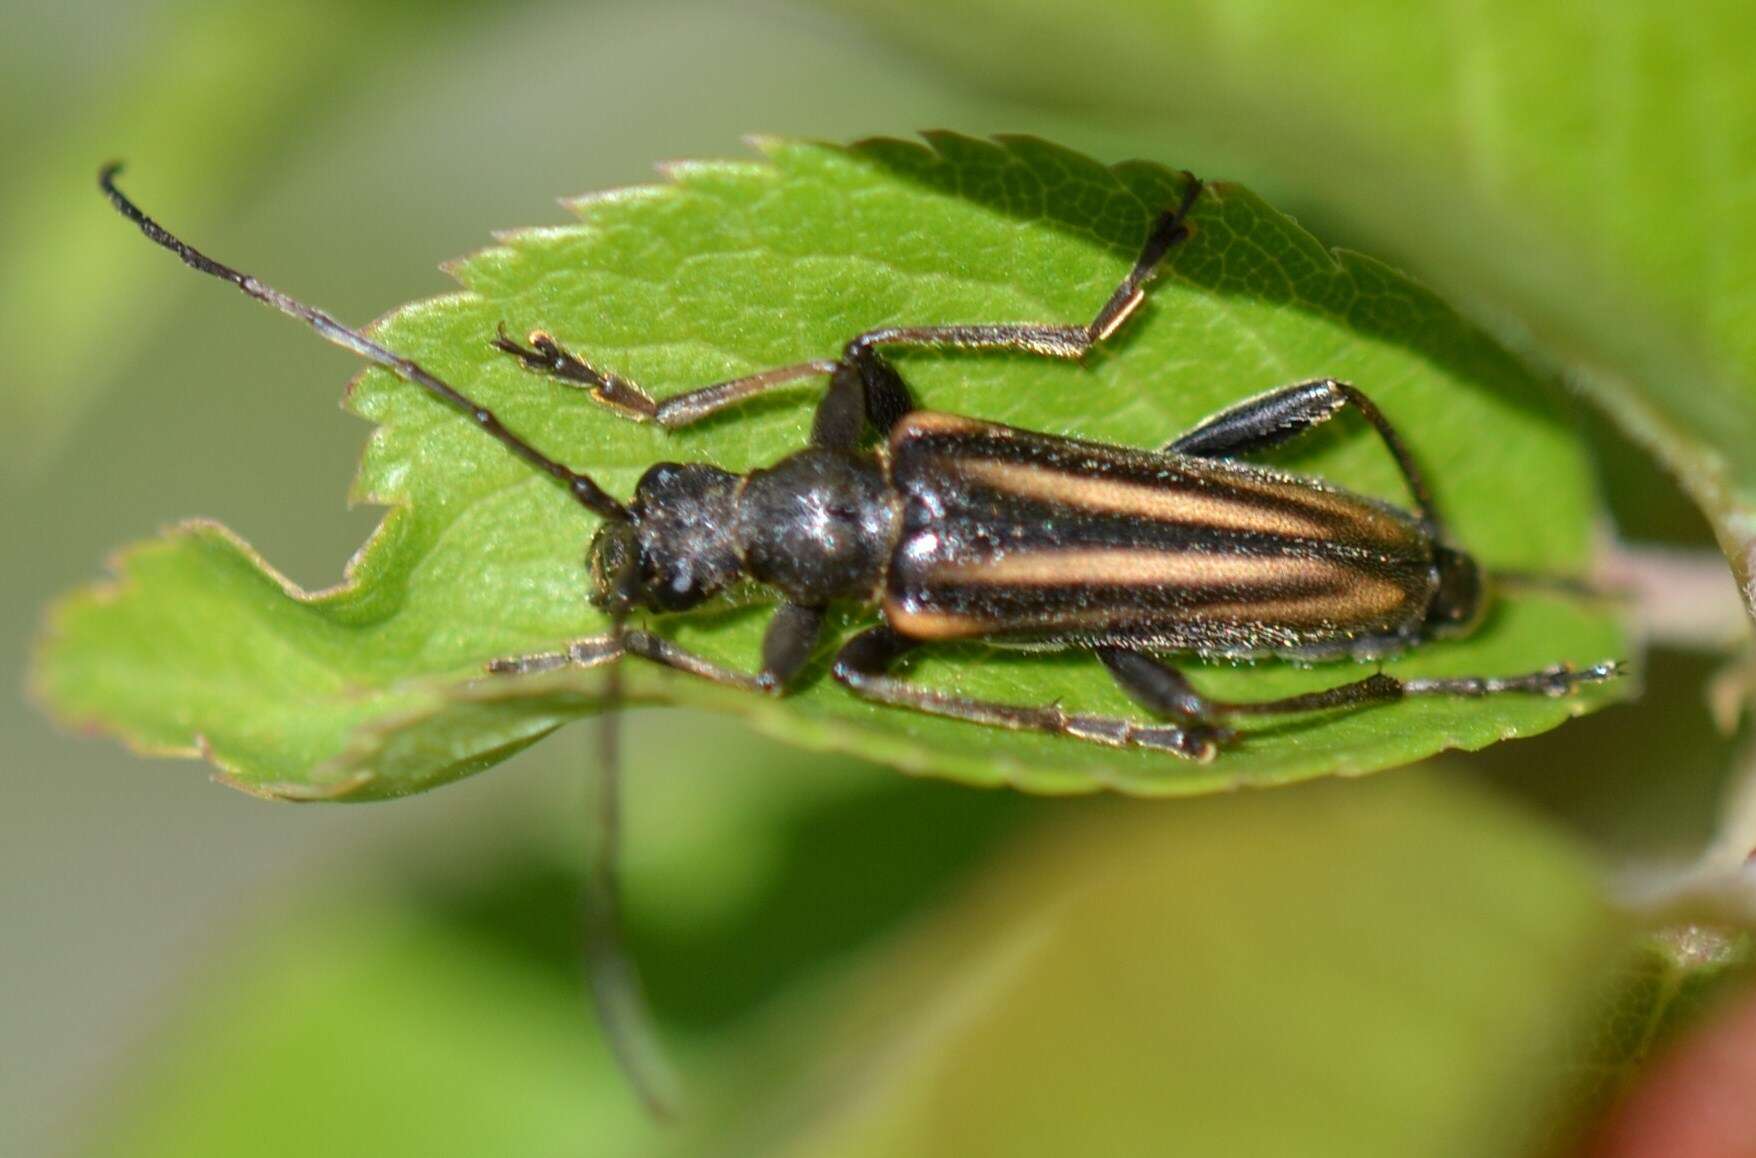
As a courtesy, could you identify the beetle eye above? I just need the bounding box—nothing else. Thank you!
[587,522,640,611]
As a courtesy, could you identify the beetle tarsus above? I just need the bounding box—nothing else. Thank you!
[492,326,661,421]
[1400,660,1623,700]
[487,635,626,675]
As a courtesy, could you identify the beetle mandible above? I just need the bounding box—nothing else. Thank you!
[100,166,1620,761]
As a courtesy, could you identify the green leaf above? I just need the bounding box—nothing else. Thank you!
[31,135,1630,798]
[79,772,1629,1157]
[764,773,1627,1158]
[829,1,1756,608]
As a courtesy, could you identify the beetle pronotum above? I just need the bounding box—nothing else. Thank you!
[101,165,1619,761]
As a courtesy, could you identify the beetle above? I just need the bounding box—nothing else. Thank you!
[100,165,1620,762]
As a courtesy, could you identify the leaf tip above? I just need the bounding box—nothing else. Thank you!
[210,765,375,802]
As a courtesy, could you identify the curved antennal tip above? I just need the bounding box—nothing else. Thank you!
[98,163,141,223]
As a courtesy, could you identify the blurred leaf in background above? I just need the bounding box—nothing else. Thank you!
[81,770,1688,1158]
[0,0,518,474]
[73,735,1038,1158]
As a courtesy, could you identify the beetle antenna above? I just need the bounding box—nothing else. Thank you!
[580,611,680,1119]
[98,163,628,521]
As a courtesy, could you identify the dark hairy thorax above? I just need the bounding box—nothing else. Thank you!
[733,447,898,605]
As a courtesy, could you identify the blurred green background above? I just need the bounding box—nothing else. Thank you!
[6,2,1753,1155]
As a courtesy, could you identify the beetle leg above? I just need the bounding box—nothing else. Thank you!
[808,362,908,451]
[1100,646,1622,720]
[486,634,626,675]
[1097,648,1221,723]
[831,626,1227,759]
[828,177,1201,443]
[487,629,771,692]
[837,175,1204,374]
[1102,647,1407,721]
[495,326,908,452]
[495,176,1202,447]
[1164,378,1441,531]
[489,609,841,691]
[493,325,838,429]
[758,603,829,690]
[643,361,841,428]
[1395,662,1625,700]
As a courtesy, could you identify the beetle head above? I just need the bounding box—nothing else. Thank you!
[588,462,745,614]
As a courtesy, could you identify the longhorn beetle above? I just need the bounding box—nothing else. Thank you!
[100,166,1620,763]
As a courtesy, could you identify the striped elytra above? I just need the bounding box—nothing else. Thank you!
[882,412,1440,657]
